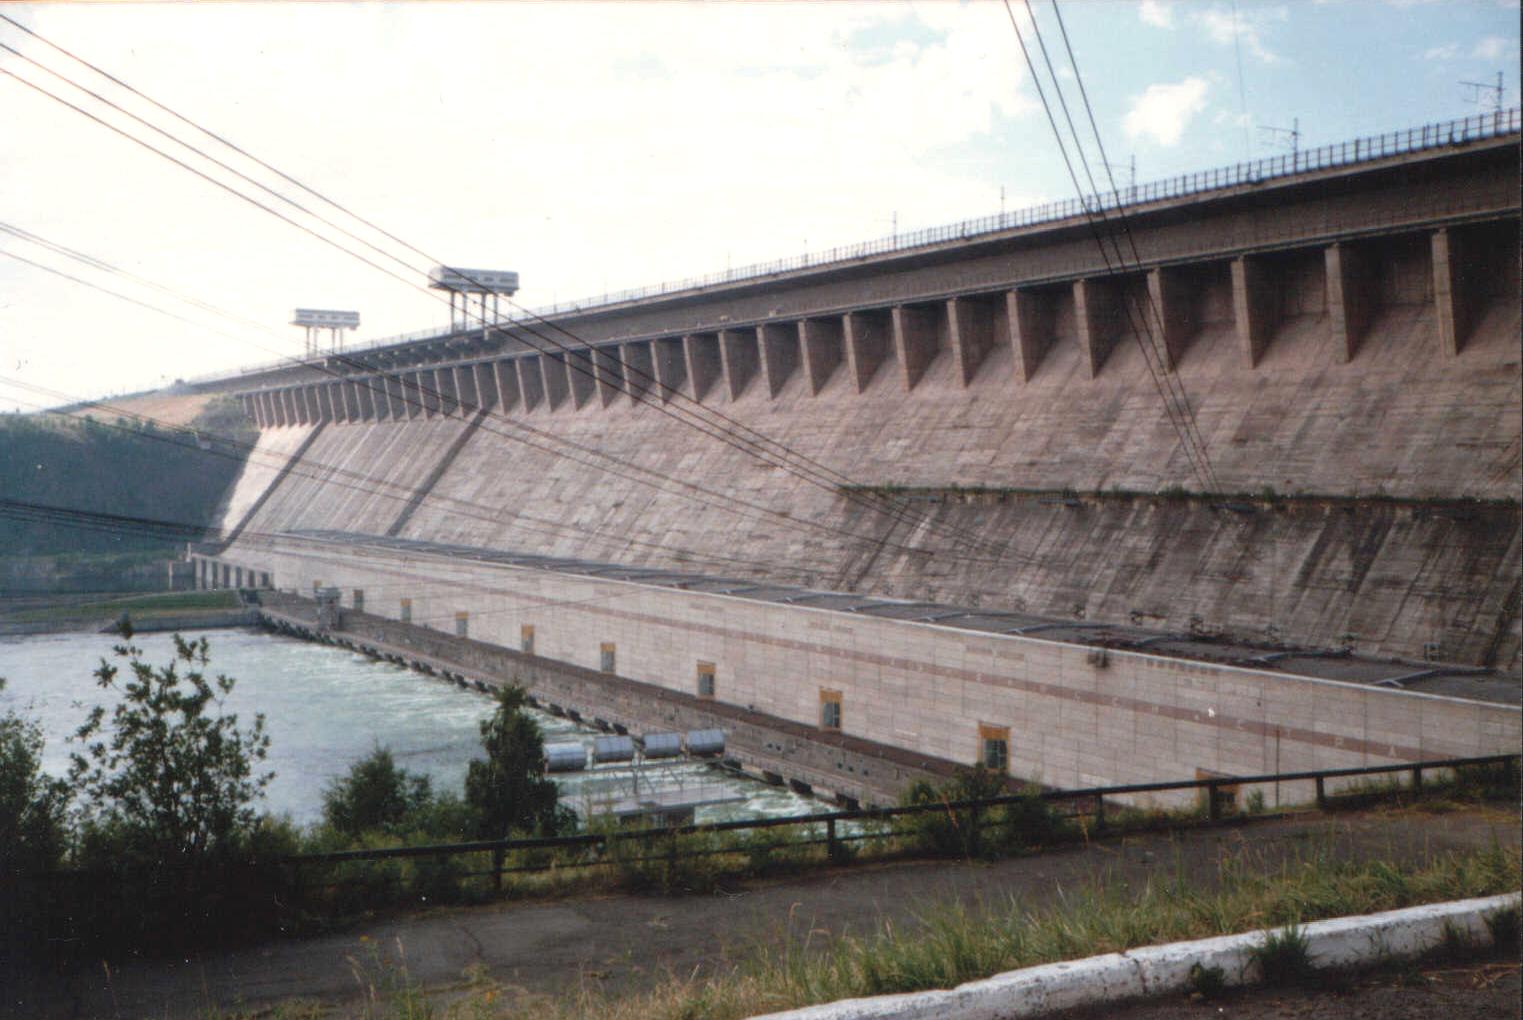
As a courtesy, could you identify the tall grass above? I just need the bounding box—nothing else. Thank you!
[222,840,1521,1020]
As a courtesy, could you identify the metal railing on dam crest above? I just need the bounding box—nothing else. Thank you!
[186,107,1520,388]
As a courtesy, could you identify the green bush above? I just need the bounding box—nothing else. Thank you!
[901,767,1067,859]
[63,636,277,955]
[595,822,730,895]
[321,746,437,839]
[0,680,73,968]
[988,789,1072,852]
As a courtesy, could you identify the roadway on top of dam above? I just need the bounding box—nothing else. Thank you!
[275,529,1521,707]
[184,113,1519,394]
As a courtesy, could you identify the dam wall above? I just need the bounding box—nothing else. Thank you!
[214,234,1521,667]
[181,125,1520,796]
[216,534,1521,804]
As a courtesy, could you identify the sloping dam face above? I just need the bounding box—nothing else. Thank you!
[182,131,1520,795]
[219,234,1521,668]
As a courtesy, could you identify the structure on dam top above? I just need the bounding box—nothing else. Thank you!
[172,112,1520,805]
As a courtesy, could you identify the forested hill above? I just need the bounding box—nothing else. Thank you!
[0,399,253,559]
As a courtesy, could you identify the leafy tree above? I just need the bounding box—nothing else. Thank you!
[321,745,434,838]
[0,679,71,968]
[464,685,563,839]
[69,634,273,870]
[0,679,71,881]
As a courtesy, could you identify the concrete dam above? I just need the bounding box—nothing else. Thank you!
[161,119,1518,805]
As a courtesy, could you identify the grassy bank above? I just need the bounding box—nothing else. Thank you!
[1,589,240,624]
[0,404,252,559]
[222,840,1522,1020]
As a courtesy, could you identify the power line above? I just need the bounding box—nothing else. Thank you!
[1045,0,1226,494]
[1001,0,1222,494]
[1229,0,1251,160]
[0,497,674,626]
[0,378,893,585]
[0,19,1020,564]
[0,210,996,570]
[1021,0,1219,496]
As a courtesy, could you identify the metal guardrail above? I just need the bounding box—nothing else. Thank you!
[279,752,1519,875]
[181,108,1520,388]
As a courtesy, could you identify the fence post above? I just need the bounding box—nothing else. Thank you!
[1093,794,1105,830]
[1412,765,1423,793]
[492,845,504,892]
[826,817,840,863]
[1208,781,1222,821]
[1315,776,1326,809]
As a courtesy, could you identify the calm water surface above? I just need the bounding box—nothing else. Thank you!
[0,627,820,826]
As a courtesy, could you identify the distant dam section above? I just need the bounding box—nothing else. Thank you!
[124,116,1521,797]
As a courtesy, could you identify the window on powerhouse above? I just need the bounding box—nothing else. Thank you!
[820,689,842,730]
[980,724,1010,773]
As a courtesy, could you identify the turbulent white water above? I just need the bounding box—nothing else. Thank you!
[0,627,822,826]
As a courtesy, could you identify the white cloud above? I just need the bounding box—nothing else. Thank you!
[1423,43,1461,60]
[1124,77,1210,147]
[0,2,1042,406]
[1473,35,1511,59]
[1139,1,1173,28]
[1197,5,1287,65]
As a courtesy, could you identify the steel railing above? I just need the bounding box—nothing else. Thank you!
[181,108,1520,388]
[274,752,1517,873]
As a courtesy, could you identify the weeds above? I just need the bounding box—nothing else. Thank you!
[1187,961,1227,998]
[1484,904,1520,952]
[1250,925,1315,986]
[542,842,1521,1020]
[219,840,1521,1019]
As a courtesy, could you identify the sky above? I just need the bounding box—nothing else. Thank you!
[1,0,1517,412]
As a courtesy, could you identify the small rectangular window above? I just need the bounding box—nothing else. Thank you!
[454,611,469,637]
[820,689,842,731]
[521,624,535,655]
[696,661,716,699]
[980,724,1010,773]
[400,598,412,623]
[600,642,616,673]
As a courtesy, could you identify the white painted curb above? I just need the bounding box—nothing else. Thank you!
[749,892,1521,1020]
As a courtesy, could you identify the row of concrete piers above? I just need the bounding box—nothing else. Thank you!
[189,554,269,591]
[239,222,1499,428]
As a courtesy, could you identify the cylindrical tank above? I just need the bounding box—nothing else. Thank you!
[544,741,587,772]
[592,734,635,764]
[640,732,682,759]
[685,728,725,757]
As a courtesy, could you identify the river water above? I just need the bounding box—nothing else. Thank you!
[0,627,821,827]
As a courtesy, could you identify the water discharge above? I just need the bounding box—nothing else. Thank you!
[0,627,822,826]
